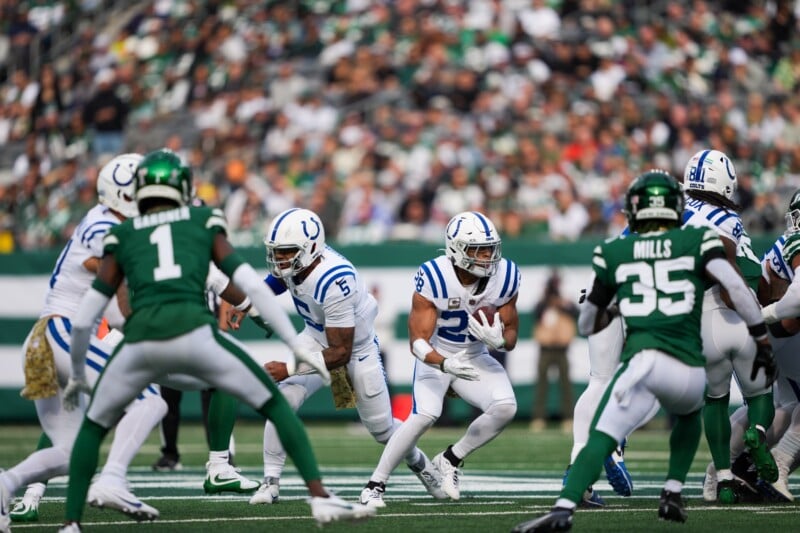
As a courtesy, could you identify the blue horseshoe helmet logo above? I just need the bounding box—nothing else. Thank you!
[112,163,134,186]
[301,218,320,239]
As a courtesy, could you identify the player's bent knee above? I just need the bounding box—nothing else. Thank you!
[486,401,517,423]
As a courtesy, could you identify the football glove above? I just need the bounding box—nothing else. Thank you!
[751,339,778,385]
[467,310,505,350]
[441,350,480,381]
[291,346,330,386]
[63,377,91,411]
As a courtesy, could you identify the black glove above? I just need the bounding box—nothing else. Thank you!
[249,314,274,338]
[751,339,777,385]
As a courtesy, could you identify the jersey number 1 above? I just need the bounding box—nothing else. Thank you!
[150,224,182,281]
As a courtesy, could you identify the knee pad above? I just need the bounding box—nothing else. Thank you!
[486,402,517,424]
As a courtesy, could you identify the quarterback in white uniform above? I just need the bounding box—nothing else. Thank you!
[245,208,445,505]
[0,154,166,529]
[680,149,778,503]
[360,211,519,507]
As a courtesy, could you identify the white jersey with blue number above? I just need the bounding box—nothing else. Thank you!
[264,246,378,355]
[415,255,520,358]
[41,204,119,319]
[763,235,792,283]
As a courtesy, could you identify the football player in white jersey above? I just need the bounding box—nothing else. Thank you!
[359,211,520,507]
[235,208,445,505]
[753,189,800,501]
[680,149,778,503]
[0,154,167,531]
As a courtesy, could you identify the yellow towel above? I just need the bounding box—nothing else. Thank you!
[20,317,59,400]
[330,366,357,410]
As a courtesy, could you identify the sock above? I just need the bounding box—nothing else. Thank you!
[716,468,734,482]
[207,391,238,453]
[774,429,800,461]
[407,449,426,472]
[450,403,515,461]
[444,445,462,466]
[102,395,166,483]
[570,377,608,463]
[703,394,731,470]
[258,393,320,483]
[65,419,110,522]
[208,450,229,465]
[745,392,775,431]
[668,410,702,484]
[664,479,682,493]
[561,430,616,504]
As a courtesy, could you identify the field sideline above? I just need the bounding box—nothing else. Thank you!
[1,421,797,532]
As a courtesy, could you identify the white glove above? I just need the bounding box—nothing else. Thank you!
[63,377,92,411]
[291,347,331,386]
[468,310,505,350]
[441,350,480,381]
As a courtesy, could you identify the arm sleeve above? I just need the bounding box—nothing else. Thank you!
[231,263,298,344]
[577,301,601,337]
[763,265,800,323]
[705,257,763,327]
[70,287,111,379]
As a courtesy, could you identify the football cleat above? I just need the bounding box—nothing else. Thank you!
[310,494,376,525]
[743,426,779,483]
[730,452,760,494]
[579,487,605,508]
[658,489,687,523]
[57,522,82,533]
[409,452,447,499]
[152,453,182,472]
[603,448,633,497]
[203,461,260,494]
[87,481,159,521]
[511,506,574,533]
[249,478,280,505]
[717,479,739,504]
[756,450,794,503]
[359,482,387,508]
[433,450,462,500]
[9,497,39,522]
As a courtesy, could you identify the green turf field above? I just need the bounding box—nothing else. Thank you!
[1,421,797,531]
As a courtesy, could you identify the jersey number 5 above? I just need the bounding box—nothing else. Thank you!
[150,224,183,281]
[615,257,695,317]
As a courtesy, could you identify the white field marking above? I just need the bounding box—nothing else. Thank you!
[15,506,800,530]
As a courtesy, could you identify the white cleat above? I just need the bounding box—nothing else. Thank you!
[87,481,159,522]
[203,461,260,494]
[702,462,717,502]
[359,483,387,509]
[57,522,82,533]
[249,478,280,505]
[409,452,447,499]
[310,494,376,525]
[766,450,795,502]
[433,451,462,500]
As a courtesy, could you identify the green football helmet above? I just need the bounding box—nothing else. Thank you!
[786,189,800,234]
[134,149,192,209]
[624,169,684,231]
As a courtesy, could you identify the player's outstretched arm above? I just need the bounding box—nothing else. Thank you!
[762,255,800,324]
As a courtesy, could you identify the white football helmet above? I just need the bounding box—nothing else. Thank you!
[97,153,143,218]
[264,208,326,278]
[683,149,737,200]
[445,211,502,277]
[786,189,800,234]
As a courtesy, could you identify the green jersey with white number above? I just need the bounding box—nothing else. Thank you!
[100,205,228,342]
[592,225,724,367]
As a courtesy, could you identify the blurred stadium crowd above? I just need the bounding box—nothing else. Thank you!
[1,0,800,252]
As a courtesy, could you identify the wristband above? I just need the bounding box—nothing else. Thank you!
[412,338,433,362]
[747,322,768,341]
[233,296,252,312]
[439,359,446,372]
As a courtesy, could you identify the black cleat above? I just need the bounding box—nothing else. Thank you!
[658,489,687,523]
[152,453,182,472]
[512,507,573,533]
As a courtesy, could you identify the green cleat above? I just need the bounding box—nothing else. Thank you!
[743,426,778,483]
[717,480,738,504]
[9,499,39,522]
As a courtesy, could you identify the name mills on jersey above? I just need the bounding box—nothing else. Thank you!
[632,238,672,260]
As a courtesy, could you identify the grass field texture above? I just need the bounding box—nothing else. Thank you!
[1,421,798,532]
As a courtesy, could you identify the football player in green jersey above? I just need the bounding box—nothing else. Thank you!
[57,150,375,532]
[513,170,776,533]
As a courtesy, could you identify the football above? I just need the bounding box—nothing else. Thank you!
[472,305,497,325]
